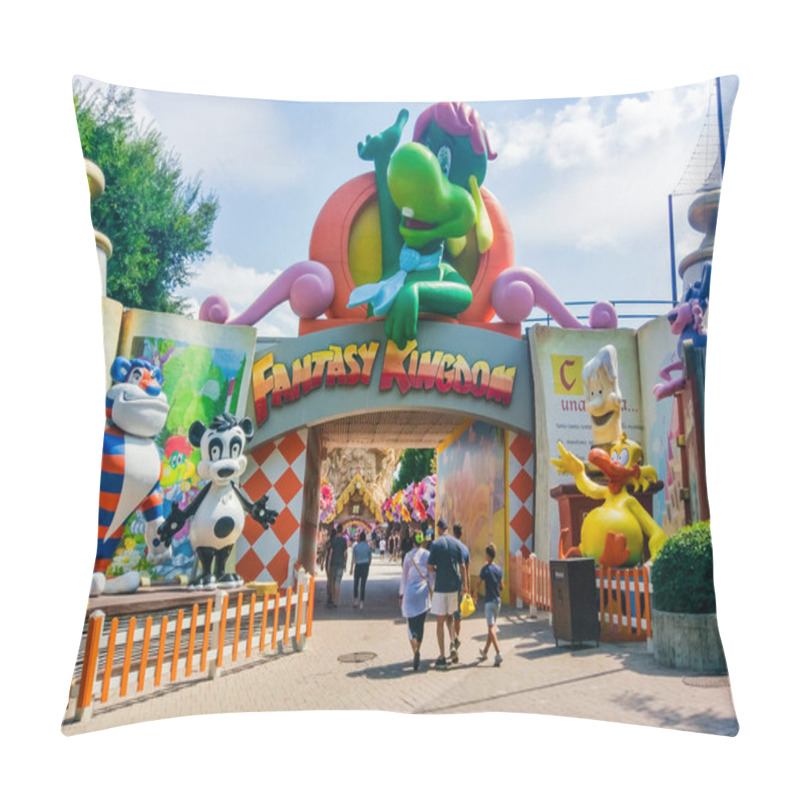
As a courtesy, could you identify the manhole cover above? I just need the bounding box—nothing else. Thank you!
[338,651,377,663]
[682,676,730,688]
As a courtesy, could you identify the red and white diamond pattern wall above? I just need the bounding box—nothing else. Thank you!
[236,429,307,589]
[508,432,534,558]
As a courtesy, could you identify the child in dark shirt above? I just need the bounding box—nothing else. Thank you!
[476,544,504,666]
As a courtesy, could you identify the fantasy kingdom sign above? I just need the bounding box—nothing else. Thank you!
[248,320,532,446]
[253,335,518,422]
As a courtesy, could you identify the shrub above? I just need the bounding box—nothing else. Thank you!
[651,521,716,614]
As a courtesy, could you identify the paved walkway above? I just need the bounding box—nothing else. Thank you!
[62,559,738,736]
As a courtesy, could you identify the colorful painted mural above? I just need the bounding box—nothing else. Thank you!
[101,303,256,583]
[436,420,506,584]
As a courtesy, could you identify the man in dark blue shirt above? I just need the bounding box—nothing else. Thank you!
[452,523,471,652]
[326,525,348,608]
[477,543,504,666]
[427,518,467,669]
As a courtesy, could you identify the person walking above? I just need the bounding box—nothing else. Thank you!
[399,530,433,671]
[388,532,396,562]
[400,530,414,564]
[426,518,467,669]
[351,532,373,609]
[326,525,348,608]
[452,523,471,653]
[323,528,335,604]
[476,543,504,666]
[342,528,352,572]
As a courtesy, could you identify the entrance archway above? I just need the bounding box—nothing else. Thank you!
[234,318,536,594]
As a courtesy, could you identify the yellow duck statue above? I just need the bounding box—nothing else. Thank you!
[551,433,666,568]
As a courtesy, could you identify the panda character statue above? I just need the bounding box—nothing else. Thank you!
[91,356,172,597]
[158,413,278,589]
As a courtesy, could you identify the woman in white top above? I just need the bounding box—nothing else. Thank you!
[398,531,434,671]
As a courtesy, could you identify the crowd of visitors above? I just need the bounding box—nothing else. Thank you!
[316,518,502,670]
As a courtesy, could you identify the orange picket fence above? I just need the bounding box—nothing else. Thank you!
[508,553,652,642]
[69,573,315,723]
[597,564,652,642]
[509,552,551,612]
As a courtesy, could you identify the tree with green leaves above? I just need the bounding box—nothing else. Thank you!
[75,81,218,313]
[392,448,435,494]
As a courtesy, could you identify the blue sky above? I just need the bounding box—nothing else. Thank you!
[95,76,739,336]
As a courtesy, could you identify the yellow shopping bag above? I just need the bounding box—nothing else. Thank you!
[460,592,476,618]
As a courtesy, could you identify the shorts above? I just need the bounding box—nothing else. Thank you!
[485,599,501,627]
[331,566,344,585]
[407,611,427,643]
[431,591,459,616]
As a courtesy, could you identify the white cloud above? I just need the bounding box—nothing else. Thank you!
[547,98,609,168]
[182,252,302,338]
[134,90,308,194]
[512,145,703,260]
[494,84,714,256]
[492,83,711,172]
[486,114,547,167]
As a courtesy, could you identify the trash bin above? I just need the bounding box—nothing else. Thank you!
[550,558,600,647]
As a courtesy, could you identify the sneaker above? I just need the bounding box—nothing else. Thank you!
[413,650,420,671]
[450,644,459,664]
[435,656,448,670]
[359,600,364,609]
[454,637,461,650]
[494,653,503,667]
[477,649,488,662]
[353,598,358,607]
